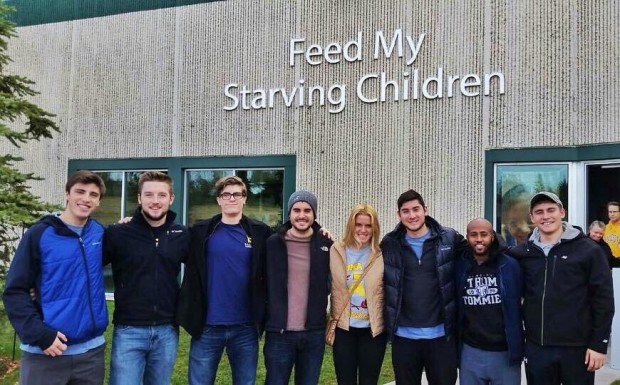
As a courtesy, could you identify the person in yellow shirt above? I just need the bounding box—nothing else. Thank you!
[603,201,620,259]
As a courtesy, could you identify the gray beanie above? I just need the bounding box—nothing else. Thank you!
[287,190,318,217]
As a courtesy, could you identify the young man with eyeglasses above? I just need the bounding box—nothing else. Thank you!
[177,175,273,385]
[604,201,620,260]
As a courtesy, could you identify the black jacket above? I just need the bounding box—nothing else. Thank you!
[264,221,333,332]
[508,223,614,353]
[104,208,189,326]
[176,214,273,338]
[381,216,466,340]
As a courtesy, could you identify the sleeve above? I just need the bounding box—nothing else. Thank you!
[102,227,113,266]
[2,226,58,350]
[587,244,615,353]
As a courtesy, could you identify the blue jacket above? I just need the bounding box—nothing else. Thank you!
[381,216,467,340]
[456,233,524,365]
[3,215,108,350]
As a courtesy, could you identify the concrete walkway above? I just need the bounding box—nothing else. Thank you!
[384,364,620,385]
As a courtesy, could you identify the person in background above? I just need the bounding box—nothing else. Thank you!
[508,192,614,385]
[263,191,333,385]
[329,204,386,385]
[589,220,616,268]
[456,218,523,385]
[500,184,534,246]
[3,170,108,385]
[604,201,620,260]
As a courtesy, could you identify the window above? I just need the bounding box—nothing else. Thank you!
[186,169,284,227]
[495,164,568,246]
[68,155,295,297]
[485,144,620,245]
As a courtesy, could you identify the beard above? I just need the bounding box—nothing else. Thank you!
[142,207,167,222]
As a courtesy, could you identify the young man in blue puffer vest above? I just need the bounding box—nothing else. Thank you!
[3,170,108,385]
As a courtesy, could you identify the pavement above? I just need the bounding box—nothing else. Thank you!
[384,364,620,385]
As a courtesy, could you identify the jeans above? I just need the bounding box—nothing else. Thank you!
[460,343,521,385]
[188,323,258,385]
[109,324,179,385]
[264,330,325,385]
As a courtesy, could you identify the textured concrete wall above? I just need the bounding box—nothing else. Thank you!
[4,0,620,236]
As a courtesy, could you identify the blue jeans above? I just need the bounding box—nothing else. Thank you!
[109,324,179,385]
[460,343,521,385]
[188,324,258,385]
[264,330,325,385]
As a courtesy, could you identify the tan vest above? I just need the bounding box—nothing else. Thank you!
[329,242,384,337]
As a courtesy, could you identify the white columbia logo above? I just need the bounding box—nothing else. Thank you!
[321,246,329,251]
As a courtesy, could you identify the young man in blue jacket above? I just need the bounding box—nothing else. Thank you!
[509,192,614,385]
[104,171,190,385]
[456,218,523,385]
[263,191,333,385]
[3,170,108,385]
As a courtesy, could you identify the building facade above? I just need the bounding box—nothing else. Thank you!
[4,0,620,256]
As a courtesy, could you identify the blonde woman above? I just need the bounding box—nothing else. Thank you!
[329,204,386,385]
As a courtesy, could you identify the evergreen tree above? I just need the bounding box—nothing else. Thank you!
[0,4,60,279]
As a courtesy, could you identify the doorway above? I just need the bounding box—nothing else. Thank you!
[586,163,620,226]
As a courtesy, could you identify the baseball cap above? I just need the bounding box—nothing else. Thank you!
[530,191,563,211]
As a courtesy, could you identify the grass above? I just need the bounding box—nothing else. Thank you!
[0,302,395,384]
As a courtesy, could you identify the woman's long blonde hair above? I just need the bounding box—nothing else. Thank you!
[342,203,381,252]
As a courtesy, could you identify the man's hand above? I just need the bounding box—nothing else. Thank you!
[118,216,132,224]
[43,332,67,357]
[585,349,606,371]
[319,227,335,242]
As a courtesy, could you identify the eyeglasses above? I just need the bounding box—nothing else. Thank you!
[609,210,620,214]
[219,192,246,200]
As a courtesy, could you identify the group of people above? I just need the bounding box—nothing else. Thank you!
[588,201,620,268]
[2,170,616,385]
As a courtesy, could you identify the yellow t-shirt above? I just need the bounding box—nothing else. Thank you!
[604,221,620,258]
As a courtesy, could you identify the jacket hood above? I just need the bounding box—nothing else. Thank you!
[528,221,583,243]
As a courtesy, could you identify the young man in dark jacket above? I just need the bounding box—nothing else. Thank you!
[176,176,273,385]
[508,191,614,385]
[263,191,333,385]
[3,170,108,385]
[456,218,523,385]
[104,171,190,385]
[381,189,466,385]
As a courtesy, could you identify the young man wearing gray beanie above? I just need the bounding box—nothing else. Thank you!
[263,190,333,385]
